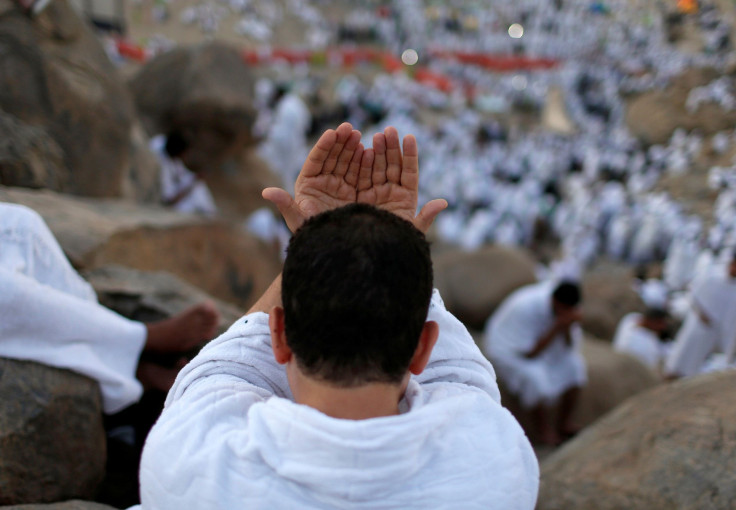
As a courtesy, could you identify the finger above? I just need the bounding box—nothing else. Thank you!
[400,134,419,191]
[357,148,374,192]
[333,129,362,179]
[344,143,364,188]
[323,122,353,174]
[262,187,306,233]
[372,132,387,185]
[413,199,448,234]
[384,127,402,184]
[301,129,337,178]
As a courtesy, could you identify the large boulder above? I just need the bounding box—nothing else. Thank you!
[83,265,245,333]
[495,338,660,441]
[0,0,158,200]
[581,261,646,341]
[0,110,68,190]
[433,245,538,330]
[0,360,106,505]
[129,42,257,173]
[538,370,736,510]
[626,67,736,145]
[0,187,281,310]
[0,502,116,510]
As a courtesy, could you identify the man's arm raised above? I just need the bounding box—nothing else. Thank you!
[357,126,446,234]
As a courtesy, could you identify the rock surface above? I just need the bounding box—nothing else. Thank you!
[0,187,281,310]
[494,338,660,440]
[626,67,736,145]
[0,502,116,510]
[0,0,158,200]
[0,360,106,505]
[433,245,538,330]
[539,370,736,510]
[581,261,646,341]
[83,265,245,333]
[129,42,257,172]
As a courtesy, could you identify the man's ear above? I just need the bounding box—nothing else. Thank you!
[408,321,439,375]
[269,306,292,365]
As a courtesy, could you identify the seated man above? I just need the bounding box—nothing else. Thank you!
[150,130,217,216]
[665,253,736,378]
[137,123,539,508]
[613,308,671,372]
[0,202,220,413]
[483,280,586,446]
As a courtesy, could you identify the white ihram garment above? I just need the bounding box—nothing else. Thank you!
[483,281,587,408]
[613,313,669,370]
[0,203,146,413]
[666,269,736,377]
[137,291,539,510]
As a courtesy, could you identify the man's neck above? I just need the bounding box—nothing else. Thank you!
[289,367,406,420]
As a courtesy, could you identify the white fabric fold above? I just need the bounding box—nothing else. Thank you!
[0,203,146,413]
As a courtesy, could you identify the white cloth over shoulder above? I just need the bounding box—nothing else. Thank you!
[483,281,587,408]
[665,269,736,377]
[138,290,539,509]
[0,203,146,413]
[613,313,668,370]
[151,135,217,216]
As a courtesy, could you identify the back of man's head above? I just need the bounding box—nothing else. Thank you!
[552,281,582,308]
[282,203,433,387]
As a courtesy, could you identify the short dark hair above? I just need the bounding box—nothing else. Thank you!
[644,307,668,321]
[165,131,189,158]
[282,203,433,387]
[552,281,581,307]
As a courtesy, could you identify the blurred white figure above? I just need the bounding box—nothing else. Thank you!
[150,133,217,216]
[665,255,736,378]
[613,309,671,371]
[258,86,312,193]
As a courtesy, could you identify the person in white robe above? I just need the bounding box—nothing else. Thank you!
[665,254,736,378]
[136,123,539,509]
[150,132,217,216]
[483,280,587,445]
[613,309,670,372]
[258,85,312,193]
[0,202,219,414]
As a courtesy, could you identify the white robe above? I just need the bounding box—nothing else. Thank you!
[136,291,539,509]
[483,281,587,408]
[150,135,217,216]
[665,270,736,377]
[612,313,669,370]
[0,203,146,413]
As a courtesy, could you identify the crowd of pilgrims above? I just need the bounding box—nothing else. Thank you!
[123,0,736,327]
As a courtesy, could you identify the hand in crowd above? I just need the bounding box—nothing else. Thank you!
[263,122,447,234]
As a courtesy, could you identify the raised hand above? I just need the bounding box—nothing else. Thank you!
[263,122,365,232]
[357,126,446,233]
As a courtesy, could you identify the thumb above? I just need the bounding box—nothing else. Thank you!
[413,199,448,234]
[262,187,306,233]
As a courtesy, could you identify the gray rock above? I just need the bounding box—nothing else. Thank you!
[0,360,105,505]
[433,245,538,330]
[0,188,281,310]
[581,261,646,341]
[0,0,158,200]
[129,42,257,174]
[83,265,245,334]
[539,370,736,510]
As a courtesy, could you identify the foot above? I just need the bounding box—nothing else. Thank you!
[144,302,220,353]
